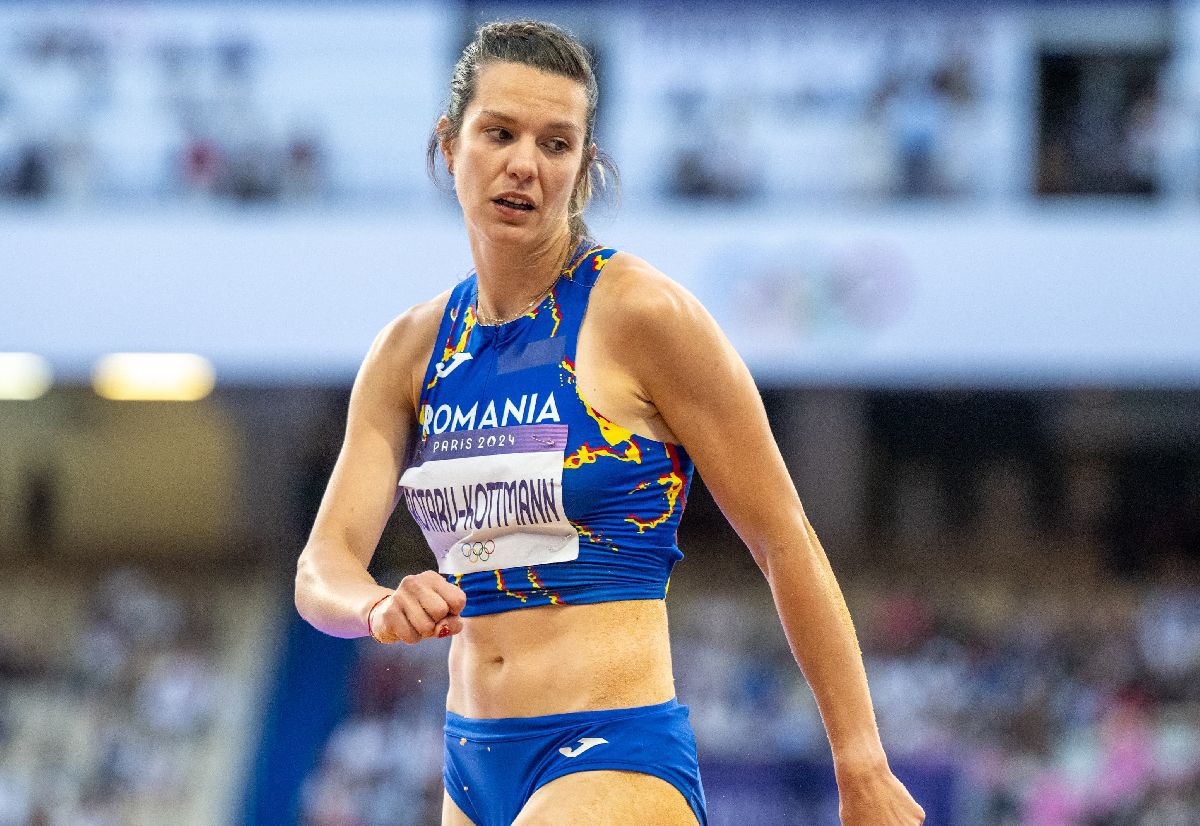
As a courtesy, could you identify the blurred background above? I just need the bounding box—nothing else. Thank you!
[1,0,1199,824]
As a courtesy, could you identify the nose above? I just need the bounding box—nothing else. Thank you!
[506,137,537,183]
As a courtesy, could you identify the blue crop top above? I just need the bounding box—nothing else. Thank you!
[398,242,694,617]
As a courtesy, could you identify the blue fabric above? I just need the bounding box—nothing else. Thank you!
[240,611,357,826]
[406,241,695,616]
[443,699,708,825]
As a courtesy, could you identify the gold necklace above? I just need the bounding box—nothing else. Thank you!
[474,277,558,326]
[474,245,574,326]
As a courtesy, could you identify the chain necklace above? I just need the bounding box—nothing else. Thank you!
[474,244,575,326]
[474,277,558,326]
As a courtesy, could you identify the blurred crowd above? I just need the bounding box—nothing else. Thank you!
[657,24,987,202]
[299,568,1200,826]
[0,23,327,206]
[2,5,1198,208]
[0,567,226,826]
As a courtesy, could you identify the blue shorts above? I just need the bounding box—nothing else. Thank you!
[443,698,707,825]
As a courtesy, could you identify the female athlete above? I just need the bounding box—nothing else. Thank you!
[295,19,924,825]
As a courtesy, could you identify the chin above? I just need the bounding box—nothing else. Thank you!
[483,220,546,245]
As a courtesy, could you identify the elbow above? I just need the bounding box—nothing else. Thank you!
[293,549,317,624]
[747,542,772,581]
[744,526,789,582]
[746,531,809,586]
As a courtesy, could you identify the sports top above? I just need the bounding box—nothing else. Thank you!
[398,241,694,617]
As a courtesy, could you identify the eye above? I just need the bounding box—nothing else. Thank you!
[544,138,570,154]
[485,127,512,141]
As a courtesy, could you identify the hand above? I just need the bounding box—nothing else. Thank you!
[369,571,467,644]
[836,759,925,825]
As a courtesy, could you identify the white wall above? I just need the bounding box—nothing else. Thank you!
[4,202,1199,386]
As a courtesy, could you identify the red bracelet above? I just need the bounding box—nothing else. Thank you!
[366,593,393,643]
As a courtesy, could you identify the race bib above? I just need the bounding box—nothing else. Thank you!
[398,424,579,574]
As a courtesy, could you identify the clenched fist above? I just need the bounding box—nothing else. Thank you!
[369,571,467,644]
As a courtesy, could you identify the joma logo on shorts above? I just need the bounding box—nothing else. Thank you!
[559,738,608,758]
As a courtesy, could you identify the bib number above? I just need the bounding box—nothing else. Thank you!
[398,424,579,574]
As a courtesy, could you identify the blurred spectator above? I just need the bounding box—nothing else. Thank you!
[874,67,952,198]
[0,19,331,207]
[134,648,218,736]
[1125,84,1163,195]
[1137,580,1200,685]
[0,564,246,824]
[20,464,58,555]
[1037,51,1169,197]
[178,133,223,198]
[282,126,327,202]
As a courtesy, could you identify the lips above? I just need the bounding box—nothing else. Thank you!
[493,193,535,211]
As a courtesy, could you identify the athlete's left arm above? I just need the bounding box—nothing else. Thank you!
[609,259,924,825]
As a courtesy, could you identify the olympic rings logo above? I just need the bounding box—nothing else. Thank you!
[461,539,495,563]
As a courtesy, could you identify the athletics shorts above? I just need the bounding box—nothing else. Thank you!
[443,697,707,825]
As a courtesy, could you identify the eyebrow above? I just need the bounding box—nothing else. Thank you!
[478,109,581,135]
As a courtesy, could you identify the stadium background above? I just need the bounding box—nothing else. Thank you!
[2,0,1199,823]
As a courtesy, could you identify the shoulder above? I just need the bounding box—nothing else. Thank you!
[589,250,739,400]
[359,289,452,410]
[371,289,451,362]
[591,251,711,335]
[588,252,715,355]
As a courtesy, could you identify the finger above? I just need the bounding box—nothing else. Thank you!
[398,574,453,635]
[395,575,440,632]
[391,611,423,645]
[400,571,467,616]
[399,595,438,639]
[374,599,420,645]
[415,588,453,624]
[428,575,468,615]
[433,615,464,638]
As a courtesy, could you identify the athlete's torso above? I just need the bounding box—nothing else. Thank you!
[445,597,675,717]
[399,242,694,618]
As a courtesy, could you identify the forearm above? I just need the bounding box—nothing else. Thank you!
[294,541,393,639]
[758,513,886,769]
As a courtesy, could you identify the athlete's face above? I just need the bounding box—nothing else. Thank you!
[442,61,592,248]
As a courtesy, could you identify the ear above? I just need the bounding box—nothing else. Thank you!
[437,116,455,174]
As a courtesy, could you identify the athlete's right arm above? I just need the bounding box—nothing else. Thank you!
[293,295,466,641]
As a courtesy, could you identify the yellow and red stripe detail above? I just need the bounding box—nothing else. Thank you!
[574,521,620,553]
[494,569,527,602]
[564,441,642,469]
[525,567,566,604]
[625,443,688,534]
[560,358,642,452]
[548,291,563,338]
[563,245,606,280]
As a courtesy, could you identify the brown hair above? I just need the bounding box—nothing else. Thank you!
[427,19,618,243]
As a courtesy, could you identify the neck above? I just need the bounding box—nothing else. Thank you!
[470,231,576,323]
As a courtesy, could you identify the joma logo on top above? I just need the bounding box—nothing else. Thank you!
[434,352,473,379]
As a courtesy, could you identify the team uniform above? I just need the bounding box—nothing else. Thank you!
[399,242,707,824]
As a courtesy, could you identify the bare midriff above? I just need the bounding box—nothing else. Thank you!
[445,598,675,718]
